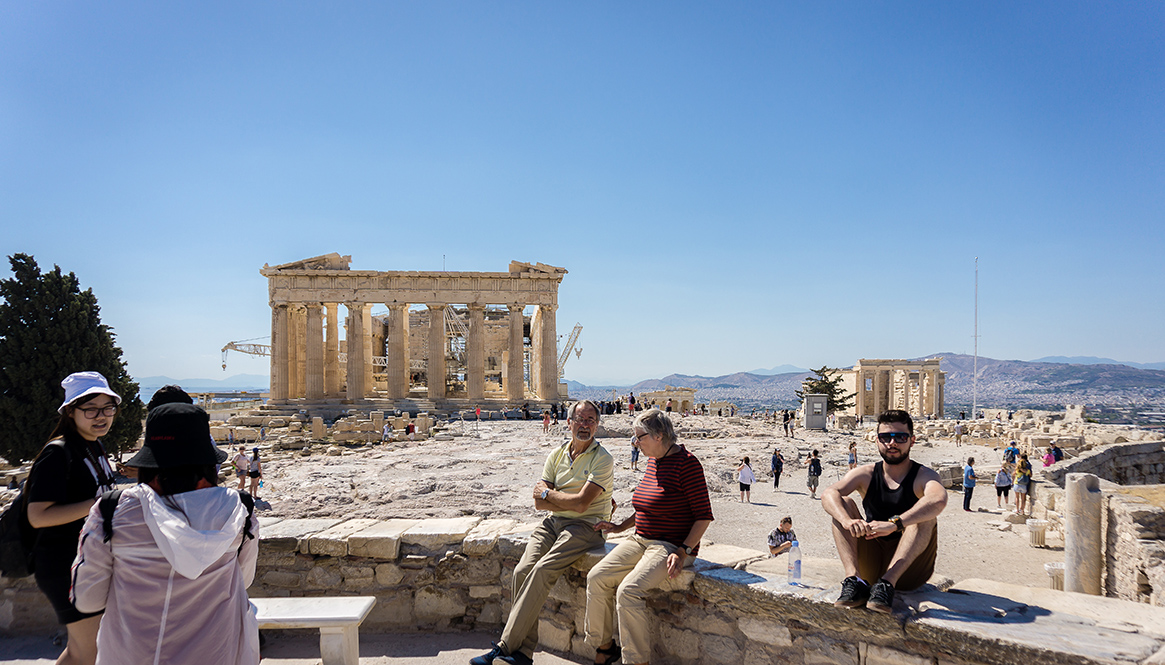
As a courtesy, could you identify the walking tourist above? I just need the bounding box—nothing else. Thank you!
[822,410,947,614]
[963,457,978,512]
[994,466,1012,509]
[471,400,613,665]
[72,402,261,665]
[583,409,713,665]
[848,441,858,470]
[806,450,822,499]
[25,372,120,665]
[233,446,249,491]
[247,448,262,500]
[1014,454,1033,515]
[771,449,784,491]
[736,456,755,503]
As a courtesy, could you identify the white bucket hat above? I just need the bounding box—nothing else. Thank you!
[58,371,122,413]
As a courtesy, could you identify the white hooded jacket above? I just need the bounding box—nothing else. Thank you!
[73,483,260,665]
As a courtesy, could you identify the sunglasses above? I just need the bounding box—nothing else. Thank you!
[877,432,911,444]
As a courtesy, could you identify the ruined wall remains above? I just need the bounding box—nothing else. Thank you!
[8,516,1165,664]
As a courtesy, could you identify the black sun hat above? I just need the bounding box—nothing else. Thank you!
[126,403,221,469]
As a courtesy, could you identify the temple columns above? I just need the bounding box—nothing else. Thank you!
[305,304,324,400]
[467,304,486,402]
[362,305,373,397]
[427,304,446,400]
[270,304,289,401]
[507,305,525,402]
[324,303,340,397]
[346,303,365,401]
[538,304,557,400]
[386,304,409,399]
[1064,473,1103,595]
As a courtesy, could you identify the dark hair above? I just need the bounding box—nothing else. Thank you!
[742,456,750,465]
[47,392,103,441]
[812,449,819,457]
[568,400,601,421]
[967,457,975,465]
[877,409,914,435]
[147,385,193,411]
[137,464,219,495]
[780,516,793,525]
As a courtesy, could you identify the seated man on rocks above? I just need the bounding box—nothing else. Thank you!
[821,409,947,613]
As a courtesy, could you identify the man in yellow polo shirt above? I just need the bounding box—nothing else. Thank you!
[472,399,614,665]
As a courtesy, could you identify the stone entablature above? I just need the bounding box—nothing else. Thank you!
[843,358,945,420]
[639,386,697,413]
[5,515,1165,664]
[260,254,566,405]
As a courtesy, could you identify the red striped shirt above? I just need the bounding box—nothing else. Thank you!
[632,445,714,548]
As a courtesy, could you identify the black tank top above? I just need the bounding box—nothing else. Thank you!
[863,461,922,529]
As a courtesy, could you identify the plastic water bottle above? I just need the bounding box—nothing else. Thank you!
[787,540,802,585]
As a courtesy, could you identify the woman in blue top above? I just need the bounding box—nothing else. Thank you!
[962,457,977,512]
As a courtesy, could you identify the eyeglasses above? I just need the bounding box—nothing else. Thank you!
[77,405,117,419]
[877,432,911,444]
[631,432,651,445]
[572,418,598,426]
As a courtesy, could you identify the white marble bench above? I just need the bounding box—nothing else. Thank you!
[252,596,377,665]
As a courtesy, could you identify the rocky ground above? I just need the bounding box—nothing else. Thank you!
[257,414,1066,589]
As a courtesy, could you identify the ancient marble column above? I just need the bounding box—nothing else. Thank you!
[345,303,365,402]
[855,370,865,419]
[1064,473,1103,595]
[386,304,409,399]
[427,304,446,400]
[874,370,888,414]
[362,305,373,397]
[507,304,525,402]
[305,303,324,400]
[270,303,289,401]
[538,304,557,400]
[467,304,485,402]
[324,303,339,397]
[286,306,301,399]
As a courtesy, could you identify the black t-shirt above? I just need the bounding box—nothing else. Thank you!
[26,432,114,555]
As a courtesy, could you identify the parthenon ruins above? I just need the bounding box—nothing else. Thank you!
[841,358,946,419]
[260,254,567,407]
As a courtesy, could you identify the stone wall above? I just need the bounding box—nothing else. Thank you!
[1041,440,1165,487]
[9,515,1165,664]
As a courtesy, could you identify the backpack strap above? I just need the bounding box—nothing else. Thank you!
[99,488,124,543]
[236,490,255,554]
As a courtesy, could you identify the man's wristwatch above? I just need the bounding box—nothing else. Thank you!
[540,488,550,500]
[681,544,695,556]
[889,515,904,532]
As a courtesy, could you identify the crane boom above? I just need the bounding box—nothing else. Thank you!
[557,323,582,378]
[221,339,272,370]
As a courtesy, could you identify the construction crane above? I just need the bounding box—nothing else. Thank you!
[557,323,583,378]
[221,337,271,370]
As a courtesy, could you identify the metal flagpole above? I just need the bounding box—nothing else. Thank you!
[973,257,979,420]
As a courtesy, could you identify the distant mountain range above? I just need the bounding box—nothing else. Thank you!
[135,374,268,394]
[746,364,810,375]
[1031,356,1165,371]
[568,353,1165,409]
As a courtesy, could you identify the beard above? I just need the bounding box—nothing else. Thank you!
[879,447,910,465]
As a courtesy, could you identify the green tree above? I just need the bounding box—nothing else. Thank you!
[0,254,144,463]
[794,366,856,414]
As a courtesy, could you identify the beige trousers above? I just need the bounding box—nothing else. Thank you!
[500,515,605,658]
[585,534,677,664]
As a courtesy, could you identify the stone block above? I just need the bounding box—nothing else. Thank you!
[348,519,418,559]
[702,634,742,663]
[375,563,405,586]
[401,516,482,550]
[697,543,767,569]
[307,518,380,556]
[311,417,326,440]
[537,618,574,653]
[259,518,342,552]
[865,644,934,665]
[478,602,503,625]
[414,585,467,623]
[738,616,792,647]
[464,518,519,556]
[260,571,302,588]
[684,613,736,637]
[498,526,537,559]
[470,585,501,599]
[659,623,701,660]
[304,565,342,589]
[436,553,501,586]
[366,589,414,628]
[798,636,858,665]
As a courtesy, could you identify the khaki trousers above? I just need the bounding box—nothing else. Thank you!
[500,515,605,658]
[585,534,677,664]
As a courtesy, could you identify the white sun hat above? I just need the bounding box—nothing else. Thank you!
[58,371,122,413]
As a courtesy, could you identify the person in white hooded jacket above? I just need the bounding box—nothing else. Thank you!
[72,402,260,665]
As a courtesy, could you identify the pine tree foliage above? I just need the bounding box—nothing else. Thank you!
[794,365,856,414]
[0,254,144,463]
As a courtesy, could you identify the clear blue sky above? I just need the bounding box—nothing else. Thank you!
[2,2,1162,386]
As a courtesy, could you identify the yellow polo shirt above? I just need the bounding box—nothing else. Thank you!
[541,440,614,522]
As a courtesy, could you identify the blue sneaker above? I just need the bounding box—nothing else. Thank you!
[469,643,505,665]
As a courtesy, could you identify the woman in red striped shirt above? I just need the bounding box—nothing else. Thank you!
[584,410,714,665]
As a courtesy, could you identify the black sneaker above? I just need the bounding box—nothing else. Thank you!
[834,575,870,608]
[470,643,506,665]
[497,652,533,665]
[868,578,896,614]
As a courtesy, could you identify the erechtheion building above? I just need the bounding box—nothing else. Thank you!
[638,386,697,413]
[841,358,945,419]
[260,254,567,408]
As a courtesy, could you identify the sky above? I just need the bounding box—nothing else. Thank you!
[1,2,1162,386]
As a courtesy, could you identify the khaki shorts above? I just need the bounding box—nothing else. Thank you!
[856,525,938,591]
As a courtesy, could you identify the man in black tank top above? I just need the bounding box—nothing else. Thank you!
[821,410,948,614]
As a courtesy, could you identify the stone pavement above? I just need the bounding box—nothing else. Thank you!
[0,631,584,664]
